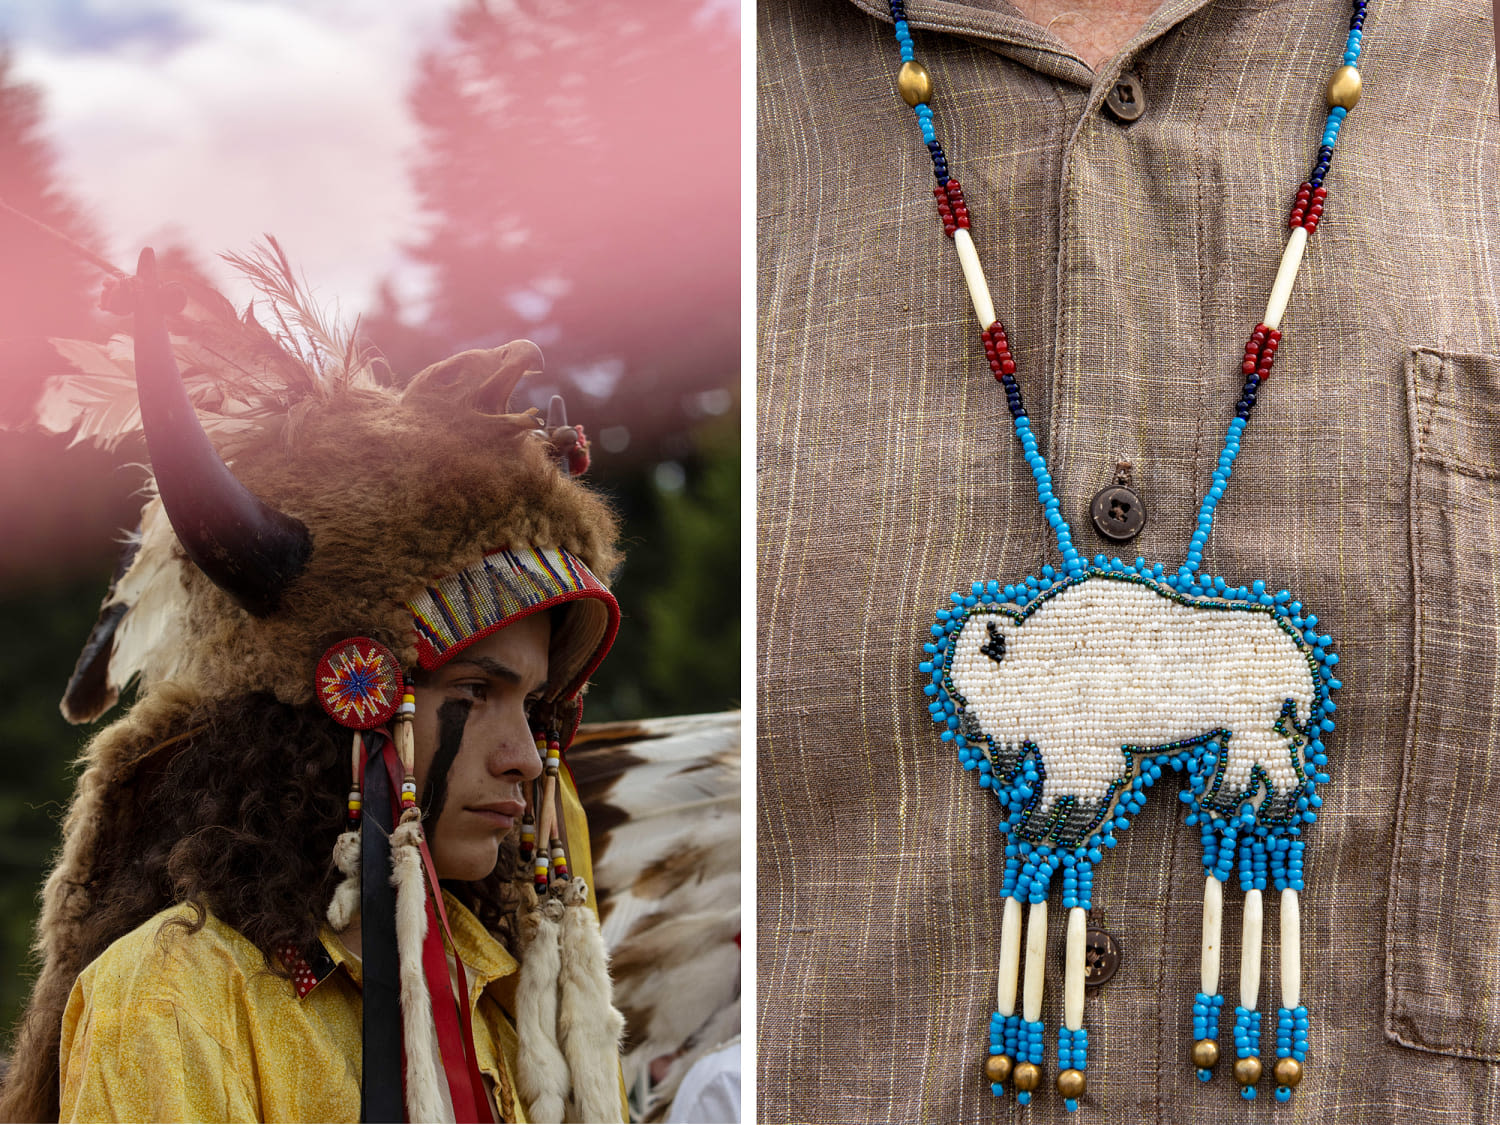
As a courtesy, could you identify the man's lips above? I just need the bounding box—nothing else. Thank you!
[465,801,526,829]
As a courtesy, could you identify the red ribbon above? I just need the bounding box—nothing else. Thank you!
[381,744,491,1122]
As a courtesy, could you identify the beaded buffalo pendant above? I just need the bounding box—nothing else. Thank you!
[923,560,1340,1107]
[888,0,1366,1108]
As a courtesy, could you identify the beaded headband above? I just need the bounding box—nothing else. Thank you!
[407,544,620,700]
[889,0,1365,1110]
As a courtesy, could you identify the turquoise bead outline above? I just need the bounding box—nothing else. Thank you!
[929,567,1337,849]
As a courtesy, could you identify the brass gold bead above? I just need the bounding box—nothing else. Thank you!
[1012,1061,1042,1093]
[1233,1056,1263,1086]
[985,1054,1014,1084]
[1056,1068,1087,1099]
[1273,1057,1304,1088]
[898,61,933,107]
[1191,1038,1220,1069]
[1327,65,1362,110]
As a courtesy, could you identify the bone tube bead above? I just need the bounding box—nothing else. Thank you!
[952,228,998,329]
[997,896,1024,1016]
[1064,907,1087,1031]
[1261,226,1309,332]
[1240,889,1264,1011]
[1281,889,1301,1010]
[1201,875,1224,995]
[1023,900,1048,1024]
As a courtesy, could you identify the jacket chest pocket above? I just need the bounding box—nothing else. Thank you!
[1386,348,1500,1060]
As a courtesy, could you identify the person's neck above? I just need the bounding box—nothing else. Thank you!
[1009,0,1165,70]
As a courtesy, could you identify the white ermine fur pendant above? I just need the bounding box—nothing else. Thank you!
[558,877,626,1123]
[390,818,445,1124]
[326,829,361,931]
[517,891,570,1124]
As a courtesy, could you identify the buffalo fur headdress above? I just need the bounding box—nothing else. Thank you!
[1,242,626,1123]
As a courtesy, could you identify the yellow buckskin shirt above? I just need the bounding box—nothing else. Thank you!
[59,773,608,1122]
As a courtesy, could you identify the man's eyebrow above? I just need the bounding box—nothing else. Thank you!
[446,656,521,681]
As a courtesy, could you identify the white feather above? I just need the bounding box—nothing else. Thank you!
[103,500,192,700]
[570,713,740,1121]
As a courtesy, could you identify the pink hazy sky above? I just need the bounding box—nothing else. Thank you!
[3,0,739,327]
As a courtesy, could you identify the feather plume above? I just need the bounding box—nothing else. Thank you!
[219,235,382,393]
[33,236,384,458]
[568,713,741,1121]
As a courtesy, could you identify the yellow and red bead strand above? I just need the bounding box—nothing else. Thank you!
[520,805,537,865]
[532,730,554,895]
[348,729,365,830]
[393,692,420,824]
[545,733,570,882]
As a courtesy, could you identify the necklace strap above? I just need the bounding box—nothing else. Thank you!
[885,1,1368,589]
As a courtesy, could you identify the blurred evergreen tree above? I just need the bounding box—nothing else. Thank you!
[0,47,104,422]
[0,581,109,1039]
[366,0,741,721]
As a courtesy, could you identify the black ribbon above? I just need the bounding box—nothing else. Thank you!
[361,735,404,1122]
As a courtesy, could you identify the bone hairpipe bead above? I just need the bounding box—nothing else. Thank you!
[1281,889,1301,1010]
[1023,900,1048,1024]
[1064,907,1087,1031]
[952,228,998,329]
[1261,225,1309,332]
[997,896,1023,1016]
[1240,888,1264,1010]
[1202,875,1224,995]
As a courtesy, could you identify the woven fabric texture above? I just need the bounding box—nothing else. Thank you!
[756,0,1500,1120]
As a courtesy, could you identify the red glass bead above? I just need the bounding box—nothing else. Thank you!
[1001,359,1016,375]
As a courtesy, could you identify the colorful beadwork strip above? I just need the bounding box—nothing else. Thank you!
[408,546,619,697]
[891,0,1367,1110]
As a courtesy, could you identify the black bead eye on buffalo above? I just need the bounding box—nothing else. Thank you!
[981,621,1006,663]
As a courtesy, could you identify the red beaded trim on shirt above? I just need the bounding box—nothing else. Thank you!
[279,941,337,1000]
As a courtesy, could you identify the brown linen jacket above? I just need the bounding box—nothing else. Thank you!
[757,0,1500,1120]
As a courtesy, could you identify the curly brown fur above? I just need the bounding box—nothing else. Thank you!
[1,688,531,1123]
[172,387,620,709]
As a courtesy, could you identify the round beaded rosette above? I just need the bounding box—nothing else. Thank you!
[316,636,405,730]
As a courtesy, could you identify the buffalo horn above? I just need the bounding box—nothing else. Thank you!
[132,247,312,616]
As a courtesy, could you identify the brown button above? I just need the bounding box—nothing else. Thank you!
[1090,484,1146,542]
[1083,926,1121,986]
[1055,924,1123,987]
[1104,71,1146,123]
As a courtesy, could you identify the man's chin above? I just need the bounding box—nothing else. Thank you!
[431,842,501,884]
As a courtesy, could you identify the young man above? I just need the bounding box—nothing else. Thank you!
[1,248,627,1122]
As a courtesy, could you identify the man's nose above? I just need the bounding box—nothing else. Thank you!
[490,707,544,780]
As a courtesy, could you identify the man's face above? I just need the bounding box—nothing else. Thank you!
[411,611,550,881]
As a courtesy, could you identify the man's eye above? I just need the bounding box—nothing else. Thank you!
[455,682,489,701]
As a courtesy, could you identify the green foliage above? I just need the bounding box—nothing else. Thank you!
[585,418,740,720]
[0,579,108,1036]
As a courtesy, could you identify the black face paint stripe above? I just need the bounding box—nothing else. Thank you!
[423,698,472,838]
